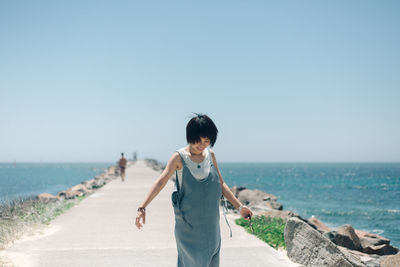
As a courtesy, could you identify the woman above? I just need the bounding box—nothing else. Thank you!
[135,114,253,267]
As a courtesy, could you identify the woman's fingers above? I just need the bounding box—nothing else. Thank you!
[135,213,146,229]
[241,207,253,220]
[135,215,142,229]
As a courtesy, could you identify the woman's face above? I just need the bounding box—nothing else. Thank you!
[191,137,211,153]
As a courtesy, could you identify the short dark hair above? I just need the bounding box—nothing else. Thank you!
[121,153,124,156]
[186,113,218,147]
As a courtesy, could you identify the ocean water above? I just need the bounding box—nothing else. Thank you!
[218,162,400,248]
[0,163,112,204]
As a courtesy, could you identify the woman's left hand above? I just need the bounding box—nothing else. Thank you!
[240,206,253,220]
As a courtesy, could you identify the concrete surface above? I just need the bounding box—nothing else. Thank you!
[1,160,300,267]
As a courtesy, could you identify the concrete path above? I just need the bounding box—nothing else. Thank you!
[2,161,300,267]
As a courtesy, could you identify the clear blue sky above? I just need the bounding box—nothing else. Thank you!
[1,1,399,162]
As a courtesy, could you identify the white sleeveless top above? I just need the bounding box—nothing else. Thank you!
[176,147,212,186]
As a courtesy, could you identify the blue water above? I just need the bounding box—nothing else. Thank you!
[0,162,399,248]
[218,162,400,248]
[0,163,112,204]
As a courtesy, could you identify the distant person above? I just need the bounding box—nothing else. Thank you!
[119,153,127,182]
[135,113,253,267]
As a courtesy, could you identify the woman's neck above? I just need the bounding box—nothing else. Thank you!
[187,145,203,156]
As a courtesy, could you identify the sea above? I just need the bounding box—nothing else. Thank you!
[0,162,399,248]
[0,162,112,204]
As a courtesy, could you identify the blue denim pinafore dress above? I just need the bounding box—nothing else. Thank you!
[171,150,222,267]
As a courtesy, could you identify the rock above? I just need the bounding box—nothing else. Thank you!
[354,229,398,255]
[81,179,96,190]
[307,215,332,233]
[69,184,91,195]
[381,253,400,267]
[227,187,283,210]
[37,193,58,203]
[260,209,303,223]
[284,217,364,267]
[57,189,81,199]
[230,186,246,197]
[56,184,91,200]
[338,246,382,267]
[362,243,399,256]
[93,177,106,188]
[107,166,116,175]
[355,229,390,246]
[324,224,363,251]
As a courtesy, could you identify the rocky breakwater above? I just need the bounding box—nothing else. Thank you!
[227,186,400,267]
[36,165,118,203]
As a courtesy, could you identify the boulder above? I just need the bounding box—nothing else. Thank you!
[228,186,283,210]
[260,209,303,223]
[107,166,116,175]
[57,189,82,200]
[81,179,96,190]
[93,177,106,188]
[307,215,332,233]
[69,184,91,195]
[324,224,363,251]
[37,193,58,203]
[362,243,399,256]
[338,246,381,267]
[355,229,390,246]
[354,229,398,255]
[381,253,400,267]
[284,217,364,267]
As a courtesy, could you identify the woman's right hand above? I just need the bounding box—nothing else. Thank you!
[135,210,146,229]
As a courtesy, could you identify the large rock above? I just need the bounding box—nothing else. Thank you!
[228,186,283,210]
[57,189,82,200]
[81,179,96,190]
[37,193,58,203]
[355,229,390,246]
[69,184,92,195]
[338,246,382,267]
[260,209,303,223]
[355,229,398,255]
[307,216,332,233]
[324,224,363,251]
[57,184,91,200]
[362,243,399,256]
[284,217,364,267]
[107,166,117,175]
[93,176,106,188]
[381,253,400,267]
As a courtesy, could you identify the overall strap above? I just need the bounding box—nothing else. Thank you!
[174,149,193,229]
[175,170,180,192]
[174,150,185,192]
[222,195,233,237]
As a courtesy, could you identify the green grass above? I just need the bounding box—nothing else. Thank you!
[235,215,286,249]
[0,195,86,250]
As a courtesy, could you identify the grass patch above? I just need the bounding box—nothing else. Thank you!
[235,215,286,249]
[0,195,86,250]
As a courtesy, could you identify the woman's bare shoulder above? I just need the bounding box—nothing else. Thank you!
[170,151,183,170]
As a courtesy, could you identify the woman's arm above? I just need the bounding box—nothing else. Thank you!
[135,152,180,229]
[210,149,253,219]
